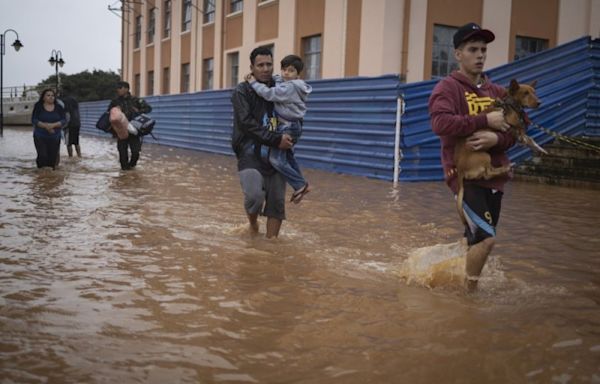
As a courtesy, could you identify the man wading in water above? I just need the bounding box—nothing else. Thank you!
[429,23,514,291]
[231,46,294,238]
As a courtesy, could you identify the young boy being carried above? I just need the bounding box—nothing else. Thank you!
[246,54,312,204]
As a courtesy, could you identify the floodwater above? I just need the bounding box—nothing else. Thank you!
[1,127,599,384]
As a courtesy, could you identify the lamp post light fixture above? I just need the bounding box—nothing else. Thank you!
[0,28,23,137]
[48,49,65,92]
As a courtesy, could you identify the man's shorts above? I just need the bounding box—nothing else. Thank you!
[460,184,503,246]
[239,168,286,220]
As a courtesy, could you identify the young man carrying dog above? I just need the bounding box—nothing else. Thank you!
[428,23,515,291]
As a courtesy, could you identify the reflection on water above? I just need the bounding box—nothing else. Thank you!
[1,127,599,383]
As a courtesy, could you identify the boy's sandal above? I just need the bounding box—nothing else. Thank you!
[290,183,310,204]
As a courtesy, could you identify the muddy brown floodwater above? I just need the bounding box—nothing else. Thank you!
[1,127,599,383]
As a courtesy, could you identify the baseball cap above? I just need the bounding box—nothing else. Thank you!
[453,23,495,49]
[116,81,130,89]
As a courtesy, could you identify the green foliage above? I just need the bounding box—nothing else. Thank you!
[37,69,121,102]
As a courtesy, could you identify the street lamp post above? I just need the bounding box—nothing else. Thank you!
[48,49,65,92]
[0,29,23,137]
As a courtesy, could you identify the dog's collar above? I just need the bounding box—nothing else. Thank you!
[496,97,531,127]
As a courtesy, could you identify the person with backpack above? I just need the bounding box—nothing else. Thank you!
[107,81,152,170]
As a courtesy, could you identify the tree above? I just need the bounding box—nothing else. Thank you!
[37,69,121,102]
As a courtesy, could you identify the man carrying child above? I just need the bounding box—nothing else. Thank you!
[246,54,312,203]
[231,46,294,238]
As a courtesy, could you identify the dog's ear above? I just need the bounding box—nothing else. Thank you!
[509,79,519,94]
[529,80,538,88]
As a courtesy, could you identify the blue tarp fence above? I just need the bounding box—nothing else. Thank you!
[81,36,600,182]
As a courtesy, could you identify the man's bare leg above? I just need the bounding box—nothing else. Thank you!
[465,237,495,292]
[247,213,259,234]
[265,217,282,239]
[67,145,73,157]
[75,144,81,157]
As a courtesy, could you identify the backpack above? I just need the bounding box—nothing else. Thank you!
[96,111,111,132]
[130,113,156,137]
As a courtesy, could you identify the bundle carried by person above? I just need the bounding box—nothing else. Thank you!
[95,109,156,140]
[129,113,156,137]
[96,111,111,132]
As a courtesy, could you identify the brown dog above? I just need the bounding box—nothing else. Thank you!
[454,79,546,226]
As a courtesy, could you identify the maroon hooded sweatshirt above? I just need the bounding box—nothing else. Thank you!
[429,71,516,194]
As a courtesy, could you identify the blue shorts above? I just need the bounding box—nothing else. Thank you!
[460,184,503,246]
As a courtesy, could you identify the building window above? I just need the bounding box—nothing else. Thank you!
[181,63,190,93]
[147,7,156,43]
[203,58,214,90]
[228,52,239,87]
[163,0,171,38]
[134,74,141,96]
[514,36,548,61]
[432,24,458,78]
[135,15,142,48]
[230,0,243,13]
[163,67,170,94]
[302,35,321,80]
[182,0,192,32]
[147,71,154,95]
[203,0,215,24]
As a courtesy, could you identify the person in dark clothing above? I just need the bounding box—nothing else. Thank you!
[247,54,313,204]
[231,46,294,238]
[31,88,67,169]
[60,93,82,157]
[428,23,514,291]
[107,81,152,170]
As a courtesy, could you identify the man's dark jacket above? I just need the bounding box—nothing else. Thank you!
[231,81,283,174]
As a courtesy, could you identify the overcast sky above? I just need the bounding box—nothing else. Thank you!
[0,0,122,87]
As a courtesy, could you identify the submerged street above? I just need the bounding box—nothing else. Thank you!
[1,127,599,383]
